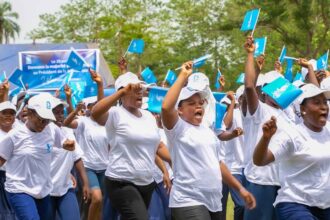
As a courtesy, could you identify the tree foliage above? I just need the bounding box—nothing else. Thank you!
[29,0,330,90]
[0,1,20,44]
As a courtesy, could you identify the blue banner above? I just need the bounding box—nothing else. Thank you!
[261,77,302,109]
[240,9,260,32]
[254,37,267,57]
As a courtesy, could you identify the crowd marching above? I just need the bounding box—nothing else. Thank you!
[1,22,330,220]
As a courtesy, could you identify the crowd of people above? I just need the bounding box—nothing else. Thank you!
[0,36,330,220]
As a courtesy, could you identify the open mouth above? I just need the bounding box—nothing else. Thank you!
[194,109,203,118]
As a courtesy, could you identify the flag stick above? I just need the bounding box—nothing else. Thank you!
[284,56,299,61]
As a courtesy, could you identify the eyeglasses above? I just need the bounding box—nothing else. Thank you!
[32,110,50,125]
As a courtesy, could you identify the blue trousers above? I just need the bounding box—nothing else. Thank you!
[6,191,50,220]
[221,174,246,220]
[50,189,80,220]
[0,171,16,220]
[148,182,170,220]
[276,202,330,220]
[243,181,279,220]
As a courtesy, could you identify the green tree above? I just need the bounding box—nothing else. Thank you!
[0,1,20,44]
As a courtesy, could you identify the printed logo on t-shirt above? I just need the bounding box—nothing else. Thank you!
[46,143,52,153]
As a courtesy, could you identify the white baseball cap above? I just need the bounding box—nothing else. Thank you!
[187,72,210,91]
[236,85,245,99]
[301,59,317,80]
[263,70,284,86]
[115,72,145,91]
[297,83,330,105]
[0,101,16,112]
[82,96,97,106]
[176,87,207,108]
[50,97,68,108]
[320,77,330,91]
[27,93,56,121]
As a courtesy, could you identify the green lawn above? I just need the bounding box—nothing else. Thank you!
[226,195,234,220]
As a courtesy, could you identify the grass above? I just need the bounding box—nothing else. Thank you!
[226,194,235,220]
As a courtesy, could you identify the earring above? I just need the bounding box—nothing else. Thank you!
[301,111,306,115]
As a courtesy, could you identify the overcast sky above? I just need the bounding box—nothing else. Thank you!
[10,0,70,43]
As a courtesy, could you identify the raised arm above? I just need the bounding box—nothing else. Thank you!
[298,58,319,87]
[161,61,193,130]
[64,85,74,114]
[253,116,276,166]
[89,68,104,101]
[217,75,225,92]
[0,79,9,102]
[223,92,235,129]
[244,37,260,115]
[63,102,85,129]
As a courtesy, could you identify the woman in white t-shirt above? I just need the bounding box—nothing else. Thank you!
[161,61,255,220]
[0,93,75,220]
[253,84,330,220]
[91,71,171,220]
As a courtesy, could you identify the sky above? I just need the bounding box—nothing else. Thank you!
[10,0,70,43]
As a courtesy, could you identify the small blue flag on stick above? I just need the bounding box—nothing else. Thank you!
[213,92,226,102]
[66,50,86,71]
[240,8,260,35]
[148,87,168,113]
[164,69,177,86]
[126,39,145,55]
[0,71,6,83]
[279,46,287,64]
[316,50,329,71]
[236,73,245,84]
[215,102,227,129]
[293,72,303,82]
[215,69,222,90]
[175,54,212,71]
[254,37,267,57]
[284,58,294,82]
[262,77,302,109]
[141,67,157,84]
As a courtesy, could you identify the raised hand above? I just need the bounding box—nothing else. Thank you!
[180,61,193,78]
[219,75,225,88]
[118,56,128,73]
[89,68,102,84]
[255,54,265,72]
[274,60,283,73]
[262,116,277,139]
[64,84,72,97]
[244,36,255,54]
[297,58,310,68]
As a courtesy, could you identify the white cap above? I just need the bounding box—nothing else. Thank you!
[27,93,56,121]
[187,72,210,91]
[236,85,245,99]
[263,70,284,86]
[320,77,330,91]
[0,101,16,112]
[50,97,68,108]
[115,72,144,91]
[176,87,207,108]
[256,74,265,87]
[297,83,330,105]
[301,59,317,80]
[82,96,97,106]
[292,80,306,88]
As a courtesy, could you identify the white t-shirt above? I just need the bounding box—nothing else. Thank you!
[0,129,8,171]
[152,129,173,184]
[243,101,292,186]
[222,108,245,174]
[164,117,224,212]
[105,106,161,185]
[269,123,330,208]
[51,127,83,197]
[75,116,109,170]
[0,123,66,199]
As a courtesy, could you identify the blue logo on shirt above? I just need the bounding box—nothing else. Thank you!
[46,144,52,153]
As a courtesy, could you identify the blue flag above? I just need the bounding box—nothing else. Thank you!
[141,67,157,84]
[66,50,86,71]
[316,50,329,71]
[9,68,26,88]
[236,73,245,84]
[212,92,226,102]
[240,8,260,32]
[254,37,267,57]
[284,58,294,82]
[262,77,302,109]
[127,39,145,54]
[215,69,222,89]
[147,87,168,113]
[193,54,212,68]
[215,102,227,129]
[279,46,287,64]
[293,72,303,82]
[165,70,177,86]
[0,71,6,83]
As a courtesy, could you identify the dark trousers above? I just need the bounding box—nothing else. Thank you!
[105,177,156,220]
[171,205,222,220]
[276,202,330,220]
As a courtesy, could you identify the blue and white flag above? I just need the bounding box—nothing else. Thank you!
[165,69,177,86]
[215,102,227,129]
[193,54,212,68]
[254,37,267,57]
[212,92,226,102]
[141,67,157,84]
[284,58,294,82]
[236,73,245,84]
[293,72,303,82]
[148,86,168,113]
[9,68,24,88]
[240,8,260,32]
[215,69,222,89]
[127,39,145,54]
[66,50,86,71]
[262,77,302,109]
[316,50,329,71]
[279,46,287,63]
[0,71,6,83]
